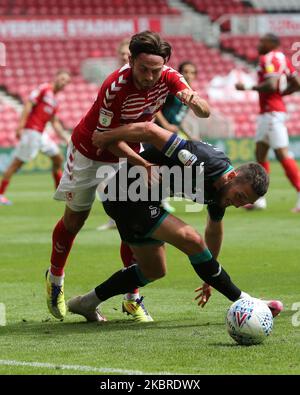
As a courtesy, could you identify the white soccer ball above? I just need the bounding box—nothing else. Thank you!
[225,298,273,345]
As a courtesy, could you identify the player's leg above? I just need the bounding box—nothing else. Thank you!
[249,141,270,209]
[254,113,270,208]
[255,141,270,174]
[270,113,300,212]
[246,113,271,210]
[119,242,155,321]
[0,129,40,205]
[151,214,243,301]
[68,242,166,322]
[46,141,102,319]
[50,153,63,189]
[151,214,282,316]
[274,146,300,211]
[121,243,167,322]
[40,133,63,189]
[120,242,139,298]
[0,158,24,205]
[46,204,91,319]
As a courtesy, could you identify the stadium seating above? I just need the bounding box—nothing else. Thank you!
[4,0,180,16]
[1,33,299,143]
[183,0,262,31]
[0,99,19,147]
[0,37,239,132]
[220,35,300,65]
[249,0,300,12]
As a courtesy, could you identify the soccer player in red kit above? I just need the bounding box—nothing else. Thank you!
[236,33,300,211]
[46,31,210,321]
[0,70,71,205]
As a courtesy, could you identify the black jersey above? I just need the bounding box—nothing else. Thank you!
[104,140,232,222]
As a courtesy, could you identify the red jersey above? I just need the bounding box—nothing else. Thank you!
[257,50,297,113]
[25,83,58,132]
[71,64,189,162]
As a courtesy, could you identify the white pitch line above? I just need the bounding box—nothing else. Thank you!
[0,360,176,375]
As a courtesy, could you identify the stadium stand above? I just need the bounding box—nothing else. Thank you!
[0,36,240,133]
[3,0,180,16]
[0,99,19,147]
[220,35,300,64]
[0,0,299,145]
[183,0,262,31]
[249,0,300,12]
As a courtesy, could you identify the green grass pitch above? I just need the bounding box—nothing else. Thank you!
[0,163,299,375]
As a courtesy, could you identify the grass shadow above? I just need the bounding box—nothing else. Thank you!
[0,318,224,337]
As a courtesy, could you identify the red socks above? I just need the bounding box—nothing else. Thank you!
[50,218,76,276]
[280,157,300,192]
[258,161,270,174]
[53,169,63,189]
[0,179,9,194]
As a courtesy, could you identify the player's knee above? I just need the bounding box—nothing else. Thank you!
[155,266,167,280]
[181,227,205,255]
[141,266,167,281]
[63,212,88,234]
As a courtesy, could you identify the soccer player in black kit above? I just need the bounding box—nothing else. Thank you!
[67,122,283,321]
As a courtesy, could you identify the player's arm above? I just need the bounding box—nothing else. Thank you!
[106,140,153,168]
[16,101,34,138]
[195,208,224,307]
[176,89,210,118]
[236,77,278,93]
[92,122,173,152]
[282,74,300,95]
[51,115,70,144]
[204,216,224,259]
[155,111,179,133]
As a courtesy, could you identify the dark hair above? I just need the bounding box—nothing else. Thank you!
[178,61,197,74]
[264,33,280,47]
[235,162,269,197]
[129,31,172,62]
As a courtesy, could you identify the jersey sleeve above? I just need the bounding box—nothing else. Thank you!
[260,54,281,79]
[207,204,225,222]
[95,72,123,132]
[28,85,45,105]
[164,67,190,95]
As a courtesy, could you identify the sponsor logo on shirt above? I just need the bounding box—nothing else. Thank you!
[177,149,197,166]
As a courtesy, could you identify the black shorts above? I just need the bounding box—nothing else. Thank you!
[103,199,168,246]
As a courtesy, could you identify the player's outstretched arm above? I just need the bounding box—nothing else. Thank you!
[176,89,210,118]
[16,101,33,138]
[282,75,300,96]
[92,122,173,151]
[51,115,70,144]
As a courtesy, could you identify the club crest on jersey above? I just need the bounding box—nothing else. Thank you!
[149,205,160,218]
[99,108,114,127]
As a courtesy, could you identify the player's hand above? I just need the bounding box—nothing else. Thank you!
[194,283,212,308]
[92,131,113,149]
[144,163,161,188]
[167,124,179,133]
[235,82,246,91]
[176,89,197,105]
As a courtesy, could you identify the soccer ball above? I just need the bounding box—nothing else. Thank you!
[225,298,273,345]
